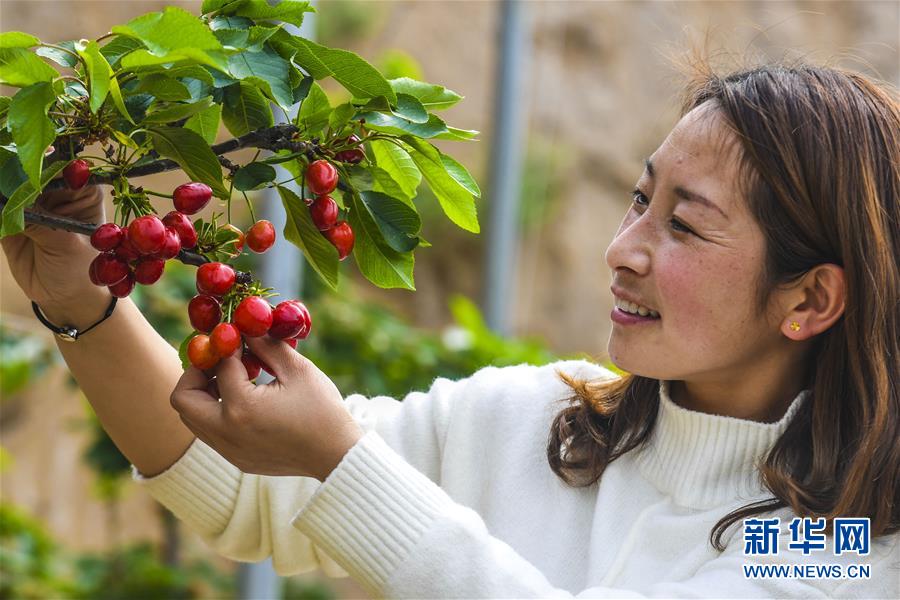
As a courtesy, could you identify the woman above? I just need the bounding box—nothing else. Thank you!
[3,60,898,598]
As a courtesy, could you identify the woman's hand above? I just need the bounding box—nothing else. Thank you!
[1,185,111,323]
[169,335,365,481]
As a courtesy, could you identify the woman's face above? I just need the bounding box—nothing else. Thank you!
[604,102,784,384]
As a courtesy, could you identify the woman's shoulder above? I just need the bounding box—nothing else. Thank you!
[462,358,619,391]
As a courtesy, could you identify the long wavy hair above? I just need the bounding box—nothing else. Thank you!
[547,57,900,551]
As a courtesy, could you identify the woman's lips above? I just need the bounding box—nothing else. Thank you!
[610,306,661,325]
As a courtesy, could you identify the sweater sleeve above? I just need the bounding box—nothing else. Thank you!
[291,430,900,599]
[130,371,467,578]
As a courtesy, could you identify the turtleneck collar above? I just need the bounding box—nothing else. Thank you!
[633,380,810,509]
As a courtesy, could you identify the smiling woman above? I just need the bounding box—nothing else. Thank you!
[550,57,899,561]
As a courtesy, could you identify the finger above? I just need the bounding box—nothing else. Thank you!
[215,351,257,401]
[173,365,213,394]
[170,382,225,433]
[243,335,299,381]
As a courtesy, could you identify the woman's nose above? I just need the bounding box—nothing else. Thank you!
[604,213,652,275]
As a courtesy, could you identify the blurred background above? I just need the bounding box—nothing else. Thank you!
[1,1,897,598]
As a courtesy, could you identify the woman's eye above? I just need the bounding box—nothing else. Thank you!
[630,189,694,235]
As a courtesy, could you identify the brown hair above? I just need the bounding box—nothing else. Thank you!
[547,57,900,551]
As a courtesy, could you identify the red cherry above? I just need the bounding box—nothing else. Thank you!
[173,182,213,215]
[162,211,198,249]
[284,338,298,349]
[128,215,166,256]
[134,258,165,285]
[63,159,91,189]
[245,220,276,253]
[188,294,222,333]
[310,196,339,231]
[115,230,141,262]
[269,300,310,339]
[91,253,129,286]
[241,352,263,380]
[108,271,135,298]
[187,334,220,370]
[323,220,354,261]
[88,259,102,286]
[233,296,273,337]
[90,223,124,252]
[210,322,242,358]
[222,224,245,254]
[196,262,235,296]
[292,302,312,340]
[306,160,338,195]
[335,148,365,164]
[152,227,181,260]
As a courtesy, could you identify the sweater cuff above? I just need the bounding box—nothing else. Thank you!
[290,429,456,594]
[131,436,242,537]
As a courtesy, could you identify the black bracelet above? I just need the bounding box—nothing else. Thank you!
[32,296,118,342]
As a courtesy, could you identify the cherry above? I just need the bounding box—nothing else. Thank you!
[63,159,91,189]
[134,257,165,285]
[187,334,220,370]
[128,215,166,256]
[241,352,263,380]
[108,271,136,298]
[90,223,124,252]
[188,294,222,333]
[269,300,310,339]
[162,211,198,249]
[210,322,242,358]
[222,224,245,254]
[153,227,181,260]
[292,302,312,340]
[323,220,354,260]
[88,259,102,286]
[115,230,141,262]
[233,296,273,337]
[335,135,366,164]
[246,220,276,253]
[310,196,339,231]
[196,262,235,296]
[91,253,129,286]
[306,160,338,195]
[284,338,298,349]
[173,182,212,215]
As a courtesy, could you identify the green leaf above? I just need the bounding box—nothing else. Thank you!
[403,137,479,233]
[0,48,58,87]
[214,26,279,52]
[292,74,313,104]
[35,41,78,67]
[220,80,273,137]
[358,190,421,253]
[297,81,330,133]
[347,191,415,290]
[75,41,111,114]
[8,83,56,189]
[148,127,229,198]
[370,139,420,200]
[389,77,462,111]
[228,47,293,108]
[440,153,481,197]
[202,0,246,14]
[167,65,215,85]
[0,154,27,198]
[393,93,428,124]
[208,15,255,31]
[0,160,67,237]
[144,97,216,124]
[99,36,144,68]
[371,165,414,208]
[107,74,134,124]
[232,162,276,191]
[290,37,396,103]
[226,0,314,28]
[357,111,448,138]
[136,73,191,101]
[177,331,193,369]
[277,185,339,290]
[184,103,221,144]
[112,7,224,54]
[0,33,40,49]
[328,102,355,131]
[433,126,479,141]
[119,48,229,74]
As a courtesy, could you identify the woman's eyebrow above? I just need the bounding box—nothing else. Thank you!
[643,157,730,221]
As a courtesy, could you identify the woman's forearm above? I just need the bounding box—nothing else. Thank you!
[46,292,195,477]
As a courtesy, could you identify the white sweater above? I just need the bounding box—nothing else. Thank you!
[133,360,899,598]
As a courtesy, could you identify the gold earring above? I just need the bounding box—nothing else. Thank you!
[789,321,801,332]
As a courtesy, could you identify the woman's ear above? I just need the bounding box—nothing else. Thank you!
[782,264,846,340]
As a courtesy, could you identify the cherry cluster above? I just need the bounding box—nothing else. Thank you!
[305,159,354,260]
[188,262,311,379]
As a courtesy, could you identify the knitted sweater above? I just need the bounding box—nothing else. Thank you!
[132,360,899,598]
